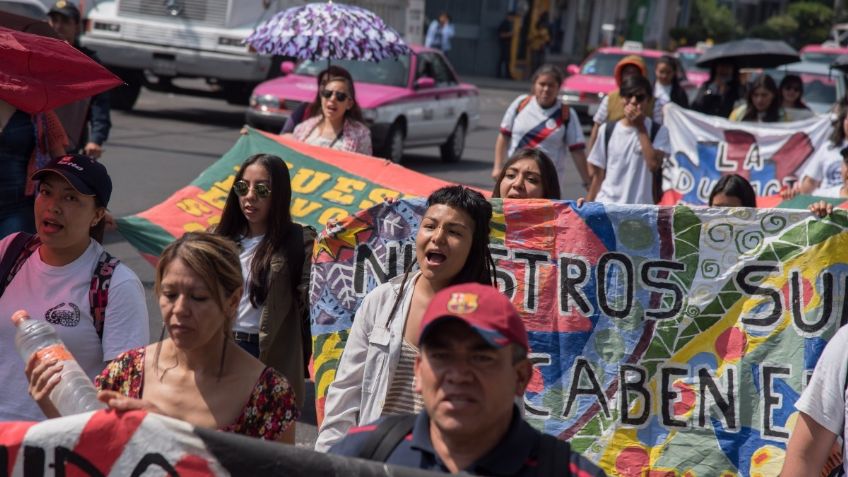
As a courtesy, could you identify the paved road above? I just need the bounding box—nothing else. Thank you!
[101,83,587,448]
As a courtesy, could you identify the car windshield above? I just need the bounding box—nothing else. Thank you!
[294,57,410,88]
[579,53,656,81]
[677,52,707,72]
[800,52,842,64]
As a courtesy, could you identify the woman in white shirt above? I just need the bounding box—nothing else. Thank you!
[214,153,314,409]
[0,154,149,421]
[315,185,497,451]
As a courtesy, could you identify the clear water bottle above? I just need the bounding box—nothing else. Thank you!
[12,310,106,416]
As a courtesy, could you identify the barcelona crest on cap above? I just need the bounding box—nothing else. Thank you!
[446,292,478,314]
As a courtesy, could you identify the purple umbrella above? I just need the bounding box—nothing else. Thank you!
[245,1,412,62]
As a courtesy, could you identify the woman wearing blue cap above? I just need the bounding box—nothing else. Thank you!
[0,154,149,421]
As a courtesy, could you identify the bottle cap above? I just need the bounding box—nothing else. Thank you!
[11,310,30,326]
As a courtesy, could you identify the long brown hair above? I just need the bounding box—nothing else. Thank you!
[215,154,293,307]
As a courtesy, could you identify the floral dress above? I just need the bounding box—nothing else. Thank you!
[95,347,299,440]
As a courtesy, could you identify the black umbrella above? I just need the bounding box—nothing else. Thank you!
[832,54,848,73]
[696,39,800,69]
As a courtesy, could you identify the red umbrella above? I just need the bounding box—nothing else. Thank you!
[0,27,122,113]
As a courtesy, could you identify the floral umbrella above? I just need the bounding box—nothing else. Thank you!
[245,1,412,62]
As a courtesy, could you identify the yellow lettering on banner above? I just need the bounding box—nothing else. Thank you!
[176,198,212,217]
[183,222,206,232]
[207,215,220,227]
[318,207,349,224]
[322,177,366,205]
[285,161,295,170]
[197,186,228,210]
[292,169,332,194]
[358,188,401,209]
[215,175,236,191]
[291,198,323,218]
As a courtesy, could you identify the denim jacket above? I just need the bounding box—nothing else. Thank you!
[315,271,419,452]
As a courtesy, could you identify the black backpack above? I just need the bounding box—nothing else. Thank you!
[358,414,572,476]
[0,232,119,340]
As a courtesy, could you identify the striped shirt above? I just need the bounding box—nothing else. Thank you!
[381,339,424,416]
[499,95,585,193]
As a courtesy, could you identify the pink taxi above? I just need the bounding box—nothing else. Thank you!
[246,46,479,163]
[800,43,848,65]
[675,46,710,88]
[561,46,667,124]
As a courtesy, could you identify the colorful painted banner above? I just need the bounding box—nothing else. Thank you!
[0,410,441,476]
[115,127,464,265]
[311,198,848,476]
[661,104,833,205]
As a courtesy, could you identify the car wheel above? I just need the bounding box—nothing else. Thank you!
[382,122,405,163]
[440,119,466,163]
[110,68,143,111]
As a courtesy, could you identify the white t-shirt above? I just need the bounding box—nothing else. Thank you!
[499,95,585,194]
[0,235,149,421]
[593,95,665,125]
[654,82,672,104]
[587,118,671,205]
[233,235,263,334]
[814,184,845,198]
[795,325,848,474]
[802,141,846,190]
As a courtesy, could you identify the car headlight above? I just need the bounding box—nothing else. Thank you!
[362,108,378,122]
[252,94,280,111]
[561,89,580,103]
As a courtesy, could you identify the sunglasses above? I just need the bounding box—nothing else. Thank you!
[232,180,271,199]
[321,89,349,102]
[624,93,648,103]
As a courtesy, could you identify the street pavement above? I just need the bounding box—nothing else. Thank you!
[101,81,588,448]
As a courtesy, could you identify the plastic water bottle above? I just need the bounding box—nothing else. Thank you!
[12,310,106,416]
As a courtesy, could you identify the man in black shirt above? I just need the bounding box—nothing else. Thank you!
[329,283,606,476]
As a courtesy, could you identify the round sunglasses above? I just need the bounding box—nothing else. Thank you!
[321,89,349,102]
[232,180,271,199]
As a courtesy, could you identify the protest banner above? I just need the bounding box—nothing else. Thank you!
[311,198,848,476]
[115,127,464,265]
[0,410,441,476]
[661,104,833,205]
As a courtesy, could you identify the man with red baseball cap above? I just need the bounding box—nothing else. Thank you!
[330,283,606,476]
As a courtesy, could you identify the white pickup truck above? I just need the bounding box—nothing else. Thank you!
[80,0,301,110]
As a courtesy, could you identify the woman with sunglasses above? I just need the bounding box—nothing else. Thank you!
[779,75,812,120]
[214,153,315,409]
[292,67,372,155]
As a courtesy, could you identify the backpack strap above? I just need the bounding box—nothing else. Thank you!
[603,120,618,154]
[537,433,571,477]
[516,94,533,115]
[649,120,664,204]
[358,414,417,462]
[0,233,40,298]
[89,251,120,341]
